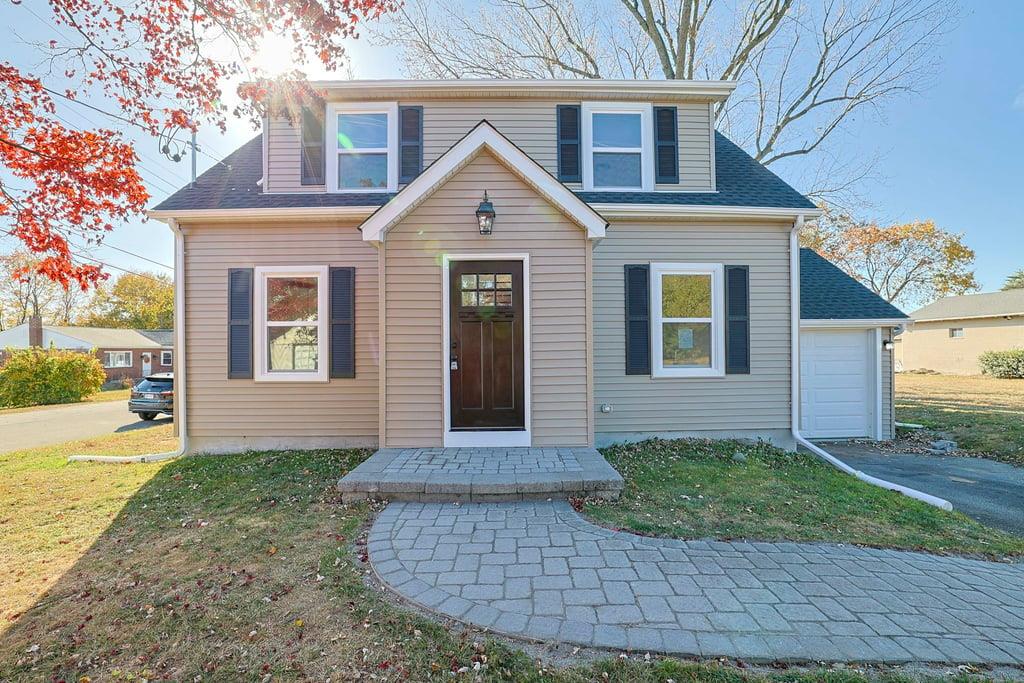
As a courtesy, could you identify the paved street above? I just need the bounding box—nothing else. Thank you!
[370,501,1024,665]
[824,443,1024,536]
[0,401,169,454]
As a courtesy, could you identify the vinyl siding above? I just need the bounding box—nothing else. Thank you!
[265,99,714,193]
[383,150,590,447]
[593,220,793,435]
[882,328,894,440]
[182,222,379,440]
[896,317,1024,375]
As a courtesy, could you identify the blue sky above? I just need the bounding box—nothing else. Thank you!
[1,2,1021,295]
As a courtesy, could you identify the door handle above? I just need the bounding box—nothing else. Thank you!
[450,357,459,371]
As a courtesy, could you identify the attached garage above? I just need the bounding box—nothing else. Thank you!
[800,328,878,439]
[799,249,909,441]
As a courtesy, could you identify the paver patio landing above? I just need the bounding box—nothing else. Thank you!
[368,500,1024,665]
[338,447,623,502]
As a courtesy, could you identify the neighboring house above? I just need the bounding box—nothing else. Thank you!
[148,78,905,454]
[896,290,1024,375]
[0,317,174,382]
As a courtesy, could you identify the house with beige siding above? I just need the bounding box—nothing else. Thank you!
[148,79,905,454]
[896,289,1024,375]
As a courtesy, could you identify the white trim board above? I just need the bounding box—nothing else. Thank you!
[441,253,532,448]
[360,122,608,244]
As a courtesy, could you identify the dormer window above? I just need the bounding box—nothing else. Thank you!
[326,103,398,192]
[581,102,653,191]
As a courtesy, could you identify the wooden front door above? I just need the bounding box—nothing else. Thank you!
[449,260,525,430]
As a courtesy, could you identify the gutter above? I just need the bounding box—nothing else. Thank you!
[70,218,189,463]
[787,216,952,511]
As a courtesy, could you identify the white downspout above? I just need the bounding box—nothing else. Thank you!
[70,218,189,463]
[788,216,951,511]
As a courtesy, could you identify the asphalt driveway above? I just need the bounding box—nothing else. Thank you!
[0,401,170,454]
[824,442,1024,536]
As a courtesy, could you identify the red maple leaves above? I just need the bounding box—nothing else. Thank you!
[2,0,397,288]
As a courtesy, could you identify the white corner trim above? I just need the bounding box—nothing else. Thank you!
[360,122,608,243]
[708,102,717,193]
[873,327,883,440]
[441,253,532,448]
[800,318,908,328]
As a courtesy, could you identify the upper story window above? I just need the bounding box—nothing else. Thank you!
[326,103,398,193]
[581,102,653,191]
[254,266,329,382]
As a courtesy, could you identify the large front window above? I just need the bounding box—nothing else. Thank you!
[104,351,132,368]
[254,266,328,382]
[651,263,725,378]
[327,103,397,192]
[582,103,652,191]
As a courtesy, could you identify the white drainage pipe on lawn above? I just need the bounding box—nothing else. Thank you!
[69,218,190,465]
[788,217,952,512]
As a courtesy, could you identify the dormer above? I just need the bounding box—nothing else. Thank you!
[262,79,735,197]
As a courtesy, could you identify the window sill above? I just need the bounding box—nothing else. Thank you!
[651,368,726,379]
[254,373,329,383]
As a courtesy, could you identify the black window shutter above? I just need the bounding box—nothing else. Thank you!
[556,105,581,182]
[653,106,678,184]
[330,267,356,378]
[725,265,750,375]
[624,264,651,375]
[300,105,325,186]
[399,106,423,183]
[228,268,253,379]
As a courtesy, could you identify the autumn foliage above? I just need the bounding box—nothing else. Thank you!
[802,206,978,307]
[1,0,397,289]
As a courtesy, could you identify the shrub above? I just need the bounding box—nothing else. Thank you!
[0,346,107,408]
[978,348,1024,379]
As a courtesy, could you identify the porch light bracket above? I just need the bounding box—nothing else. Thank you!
[476,190,495,235]
[882,339,895,351]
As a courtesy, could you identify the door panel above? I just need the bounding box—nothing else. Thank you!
[450,260,525,430]
[800,329,872,438]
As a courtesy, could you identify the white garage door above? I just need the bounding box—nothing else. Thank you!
[800,329,874,439]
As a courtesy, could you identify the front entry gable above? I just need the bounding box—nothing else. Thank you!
[359,121,608,244]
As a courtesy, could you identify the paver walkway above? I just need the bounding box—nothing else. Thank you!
[369,501,1024,664]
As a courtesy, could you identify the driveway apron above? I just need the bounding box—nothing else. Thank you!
[368,500,1024,665]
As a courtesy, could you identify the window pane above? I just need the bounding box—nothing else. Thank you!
[338,153,388,189]
[461,291,478,306]
[337,113,388,149]
[267,277,318,322]
[496,274,512,289]
[268,326,319,371]
[661,274,712,318]
[593,152,641,188]
[662,322,712,368]
[479,291,495,305]
[592,113,642,148]
[478,274,495,289]
[496,291,512,306]
[461,274,477,290]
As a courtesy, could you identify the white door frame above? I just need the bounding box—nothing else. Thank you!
[800,326,883,440]
[141,352,152,377]
[441,253,532,447]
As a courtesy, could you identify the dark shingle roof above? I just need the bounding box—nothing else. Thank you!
[152,131,814,212]
[137,329,174,346]
[800,249,907,321]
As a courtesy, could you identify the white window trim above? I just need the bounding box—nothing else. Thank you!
[650,262,725,378]
[104,350,132,368]
[254,265,329,382]
[325,102,398,193]
[949,327,965,338]
[581,101,654,192]
[161,350,173,366]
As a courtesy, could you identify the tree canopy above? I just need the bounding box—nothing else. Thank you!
[1003,269,1024,291]
[2,0,397,289]
[81,272,174,329]
[801,207,978,307]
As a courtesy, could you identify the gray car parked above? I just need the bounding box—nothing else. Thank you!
[128,372,174,421]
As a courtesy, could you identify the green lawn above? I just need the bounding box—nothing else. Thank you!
[896,373,1024,466]
[0,430,1007,681]
[0,387,131,414]
[586,439,1024,560]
